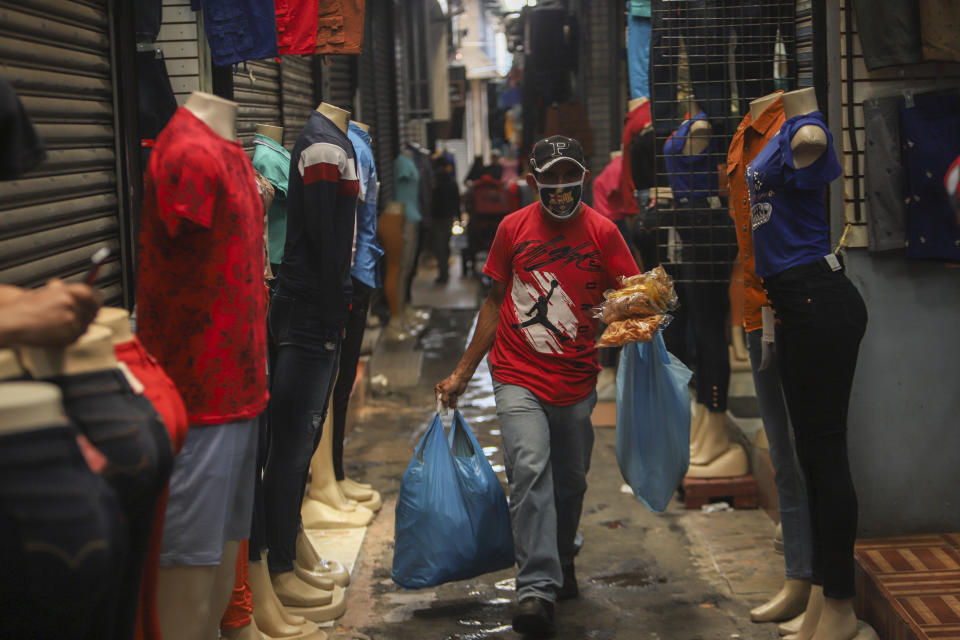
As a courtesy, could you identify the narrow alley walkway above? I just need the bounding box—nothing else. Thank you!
[331,260,785,640]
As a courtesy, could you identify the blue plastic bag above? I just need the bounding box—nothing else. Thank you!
[616,332,693,513]
[392,410,513,588]
[448,410,514,572]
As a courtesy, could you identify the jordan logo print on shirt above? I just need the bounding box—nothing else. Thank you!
[510,271,577,354]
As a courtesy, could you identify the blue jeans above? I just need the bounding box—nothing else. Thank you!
[746,329,813,581]
[264,288,342,573]
[627,15,651,99]
[493,381,597,603]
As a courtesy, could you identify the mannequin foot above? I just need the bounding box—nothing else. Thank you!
[810,597,858,640]
[222,621,267,640]
[751,579,811,622]
[689,402,708,459]
[689,411,731,466]
[789,585,824,640]
[296,530,351,587]
[337,478,373,501]
[271,571,334,608]
[341,477,373,491]
[779,612,805,635]
[284,585,347,623]
[685,444,749,478]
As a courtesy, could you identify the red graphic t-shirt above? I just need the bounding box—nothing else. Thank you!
[137,107,268,426]
[484,202,639,405]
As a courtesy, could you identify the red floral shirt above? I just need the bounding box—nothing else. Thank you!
[137,107,268,425]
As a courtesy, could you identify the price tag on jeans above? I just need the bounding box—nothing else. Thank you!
[761,306,775,344]
[824,253,841,271]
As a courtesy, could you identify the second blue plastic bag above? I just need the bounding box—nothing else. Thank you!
[392,410,513,589]
[616,332,693,513]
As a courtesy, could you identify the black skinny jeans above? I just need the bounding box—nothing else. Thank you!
[264,287,342,573]
[765,263,867,599]
[0,424,126,640]
[53,369,173,640]
[332,278,373,481]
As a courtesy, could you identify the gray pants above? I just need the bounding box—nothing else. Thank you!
[493,380,597,602]
[746,329,813,580]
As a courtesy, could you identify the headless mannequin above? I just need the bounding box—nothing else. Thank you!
[256,123,284,145]
[681,98,747,478]
[0,348,24,380]
[739,92,812,625]
[267,102,352,620]
[777,87,876,640]
[317,102,349,134]
[0,381,67,434]
[333,125,382,506]
[149,90,245,640]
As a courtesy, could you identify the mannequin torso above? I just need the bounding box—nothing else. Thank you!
[0,382,69,436]
[0,348,23,380]
[351,120,370,134]
[683,101,711,156]
[782,87,827,169]
[256,123,284,145]
[18,325,119,379]
[316,103,350,134]
[95,307,134,345]
[184,91,238,141]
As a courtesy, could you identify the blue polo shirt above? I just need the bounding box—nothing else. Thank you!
[747,111,842,278]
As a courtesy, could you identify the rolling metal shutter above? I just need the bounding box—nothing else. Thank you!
[322,54,356,114]
[280,55,315,148]
[0,0,125,304]
[361,0,398,204]
[233,58,282,154]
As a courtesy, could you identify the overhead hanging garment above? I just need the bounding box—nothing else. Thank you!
[197,0,278,66]
[316,0,366,55]
[277,0,318,55]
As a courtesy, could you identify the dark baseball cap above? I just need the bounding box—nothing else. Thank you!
[530,135,586,173]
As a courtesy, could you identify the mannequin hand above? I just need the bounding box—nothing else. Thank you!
[1,279,101,347]
[758,341,773,372]
[435,372,469,410]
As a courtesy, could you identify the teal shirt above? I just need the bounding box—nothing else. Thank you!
[628,0,650,18]
[394,152,421,223]
[252,133,291,264]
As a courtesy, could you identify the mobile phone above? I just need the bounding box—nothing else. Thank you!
[83,247,111,286]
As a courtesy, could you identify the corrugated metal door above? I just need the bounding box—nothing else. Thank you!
[362,0,397,204]
[233,58,282,154]
[280,55,315,148]
[322,54,355,114]
[0,0,125,304]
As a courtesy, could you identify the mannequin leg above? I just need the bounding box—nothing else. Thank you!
[811,597,858,640]
[205,540,241,637]
[378,208,404,319]
[786,584,824,640]
[264,293,342,576]
[331,280,370,483]
[158,566,218,640]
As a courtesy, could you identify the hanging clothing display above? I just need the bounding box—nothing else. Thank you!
[900,91,960,262]
[0,77,46,180]
[137,107,268,425]
[316,0,366,55]
[862,96,908,253]
[627,1,651,99]
[348,122,383,288]
[197,0,278,66]
[726,97,785,332]
[851,0,923,70]
[252,133,292,267]
[277,0,318,55]
[919,0,960,63]
[620,100,652,215]
[592,155,629,222]
[410,145,434,225]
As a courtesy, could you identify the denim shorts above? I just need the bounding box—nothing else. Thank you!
[159,418,258,566]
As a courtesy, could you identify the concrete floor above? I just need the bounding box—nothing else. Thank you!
[327,259,787,640]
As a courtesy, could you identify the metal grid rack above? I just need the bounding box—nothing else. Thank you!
[646,0,796,283]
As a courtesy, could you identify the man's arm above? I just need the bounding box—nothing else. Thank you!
[0,280,101,348]
[435,279,507,408]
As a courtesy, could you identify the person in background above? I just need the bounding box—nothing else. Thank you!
[431,155,461,285]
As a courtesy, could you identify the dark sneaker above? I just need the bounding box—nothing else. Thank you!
[556,563,578,600]
[512,597,556,638]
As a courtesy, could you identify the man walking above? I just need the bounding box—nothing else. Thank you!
[437,136,639,637]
